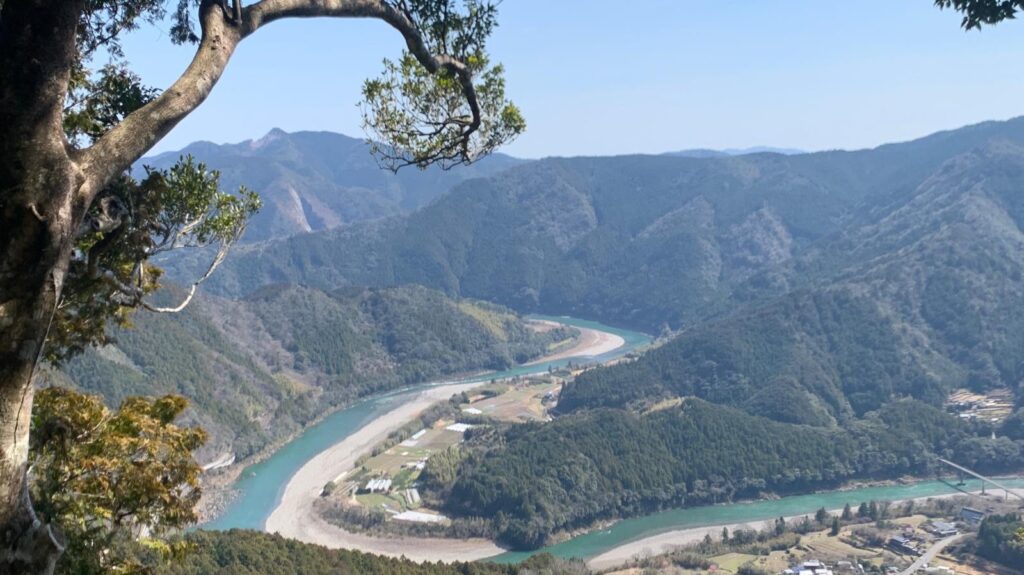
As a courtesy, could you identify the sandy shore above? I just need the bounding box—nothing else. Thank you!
[588,513,804,572]
[263,320,628,561]
[587,488,1024,571]
[527,320,625,365]
[264,381,506,561]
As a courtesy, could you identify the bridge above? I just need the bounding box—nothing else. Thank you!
[937,458,1024,502]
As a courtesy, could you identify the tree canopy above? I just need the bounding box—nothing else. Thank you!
[30,388,206,574]
[936,0,1024,28]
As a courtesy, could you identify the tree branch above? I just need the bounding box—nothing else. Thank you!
[242,0,481,138]
[79,1,241,201]
[79,0,483,200]
[98,240,230,314]
[139,243,228,313]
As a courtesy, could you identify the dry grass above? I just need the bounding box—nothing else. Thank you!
[457,302,511,340]
[470,379,560,422]
[801,531,876,559]
[708,552,757,572]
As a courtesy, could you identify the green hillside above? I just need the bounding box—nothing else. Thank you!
[561,141,1024,421]
[433,399,1020,549]
[44,285,571,464]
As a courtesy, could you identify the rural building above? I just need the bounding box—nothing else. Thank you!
[401,460,427,471]
[783,559,835,575]
[924,521,958,537]
[833,561,859,574]
[960,506,985,524]
[887,536,919,556]
[363,478,392,493]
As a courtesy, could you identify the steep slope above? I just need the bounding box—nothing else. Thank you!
[43,285,572,464]
[190,117,1024,333]
[141,129,523,241]
[562,141,1024,420]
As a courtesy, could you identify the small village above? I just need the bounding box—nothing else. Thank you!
[609,493,1023,575]
[944,389,1015,425]
[318,369,576,524]
[317,377,1024,573]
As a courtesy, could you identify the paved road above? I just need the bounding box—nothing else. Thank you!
[899,533,964,575]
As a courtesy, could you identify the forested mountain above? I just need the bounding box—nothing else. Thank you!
[421,134,1024,548]
[141,129,523,242]
[176,120,1024,410]
[184,117,1024,334]
[42,285,569,464]
[560,141,1024,421]
[432,399,1020,549]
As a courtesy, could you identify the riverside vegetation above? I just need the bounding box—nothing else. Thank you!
[138,530,588,575]
[43,285,574,464]
[425,399,1021,549]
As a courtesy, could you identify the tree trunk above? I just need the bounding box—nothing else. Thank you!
[0,1,86,572]
[0,178,77,575]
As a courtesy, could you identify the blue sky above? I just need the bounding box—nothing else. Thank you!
[123,0,1024,158]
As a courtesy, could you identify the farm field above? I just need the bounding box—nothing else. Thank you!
[945,388,1015,424]
[346,374,567,519]
[466,376,563,422]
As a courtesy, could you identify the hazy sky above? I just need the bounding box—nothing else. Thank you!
[123,0,1024,158]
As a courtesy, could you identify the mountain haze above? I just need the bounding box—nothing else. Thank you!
[141,129,524,242]
[664,146,806,158]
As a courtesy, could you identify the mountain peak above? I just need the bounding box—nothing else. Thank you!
[251,127,289,149]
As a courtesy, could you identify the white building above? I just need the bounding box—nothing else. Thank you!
[364,478,392,493]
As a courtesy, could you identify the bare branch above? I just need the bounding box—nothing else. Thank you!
[98,240,231,314]
[140,243,229,313]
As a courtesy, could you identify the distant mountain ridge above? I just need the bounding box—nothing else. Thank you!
[664,145,806,158]
[182,116,1024,332]
[139,129,525,242]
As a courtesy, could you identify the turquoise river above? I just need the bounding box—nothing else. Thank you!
[204,315,1023,565]
[491,477,1024,564]
[204,316,651,532]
